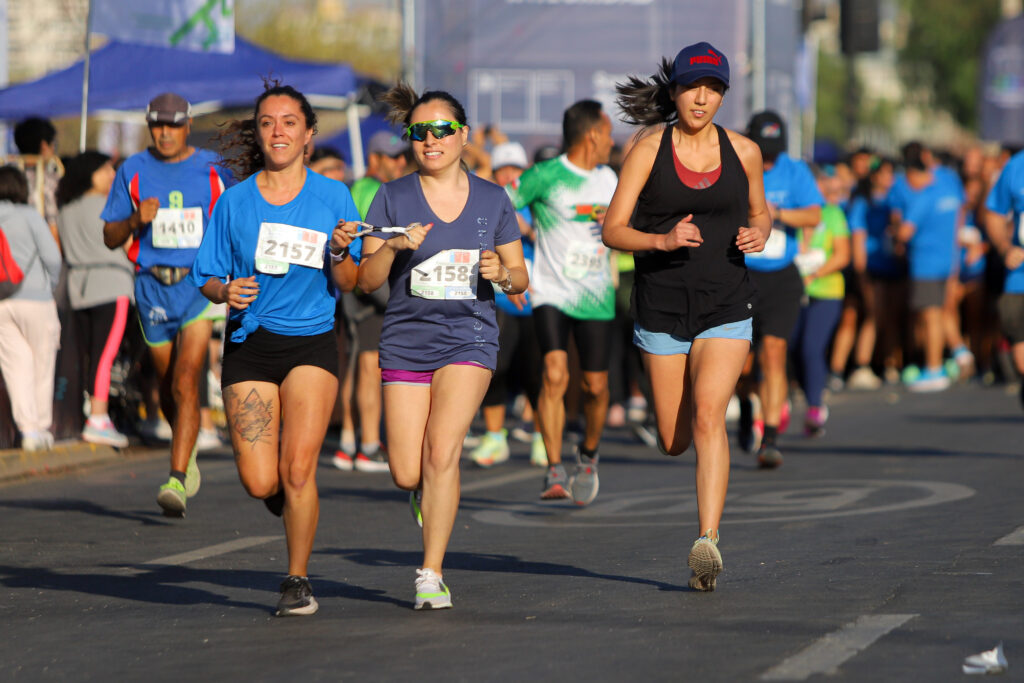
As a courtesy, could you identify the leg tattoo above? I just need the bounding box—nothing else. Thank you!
[224,386,274,445]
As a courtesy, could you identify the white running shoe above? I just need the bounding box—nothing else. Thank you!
[414,568,452,610]
[470,429,510,467]
[847,366,882,390]
[195,428,223,451]
[82,418,129,448]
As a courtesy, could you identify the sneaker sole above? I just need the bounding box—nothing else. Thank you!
[276,596,319,616]
[82,433,129,448]
[540,483,570,499]
[353,460,391,472]
[414,597,452,610]
[157,490,186,516]
[332,454,354,471]
[688,543,723,592]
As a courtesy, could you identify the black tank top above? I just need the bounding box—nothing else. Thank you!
[631,124,756,338]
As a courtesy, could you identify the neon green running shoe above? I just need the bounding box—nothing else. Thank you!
[184,447,200,497]
[414,568,452,610]
[688,531,723,591]
[409,490,422,528]
[157,477,186,516]
[529,431,548,467]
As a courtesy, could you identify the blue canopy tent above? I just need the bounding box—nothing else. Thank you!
[0,38,375,174]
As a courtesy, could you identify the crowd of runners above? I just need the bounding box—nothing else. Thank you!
[2,38,1024,616]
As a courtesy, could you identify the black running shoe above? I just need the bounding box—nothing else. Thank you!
[275,575,318,616]
[264,489,285,517]
[757,444,783,469]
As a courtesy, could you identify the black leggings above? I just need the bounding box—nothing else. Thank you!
[532,305,613,372]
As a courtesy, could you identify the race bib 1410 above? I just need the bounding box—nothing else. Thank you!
[151,207,203,249]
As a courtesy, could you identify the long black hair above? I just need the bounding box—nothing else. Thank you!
[0,166,29,204]
[615,57,678,129]
[56,151,110,208]
[216,78,318,179]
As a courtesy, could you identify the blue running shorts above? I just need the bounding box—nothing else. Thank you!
[135,271,213,346]
[633,318,753,356]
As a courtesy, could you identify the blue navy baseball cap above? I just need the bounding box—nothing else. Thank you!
[671,42,730,89]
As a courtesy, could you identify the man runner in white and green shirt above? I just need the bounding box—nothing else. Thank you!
[506,100,617,504]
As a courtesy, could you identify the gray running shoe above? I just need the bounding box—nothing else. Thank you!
[276,575,318,616]
[687,534,723,592]
[757,444,783,469]
[569,450,600,506]
[540,464,570,499]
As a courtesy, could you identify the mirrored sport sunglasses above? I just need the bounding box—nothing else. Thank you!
[405,119,466,142]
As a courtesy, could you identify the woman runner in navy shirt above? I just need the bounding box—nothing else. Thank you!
[192,83,360,616]
[351,85,527,609]
[603,43,771,591]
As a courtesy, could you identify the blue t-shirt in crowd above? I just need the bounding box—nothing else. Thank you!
[902,170,964,280]
[190,169,360,341]
[102,148,234,269]
[366,172,521,371]
[846,193,902,278]
[745,152,824,272]
[494,206,533,317]
[986,150,1024,294]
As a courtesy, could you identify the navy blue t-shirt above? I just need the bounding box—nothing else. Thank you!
[366,172,520,371]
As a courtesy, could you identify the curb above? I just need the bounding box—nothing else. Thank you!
[0,440,139,484]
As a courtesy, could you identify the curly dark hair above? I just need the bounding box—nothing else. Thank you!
[615,57,678,129]
[215,78,318,179]
[381,83,467,134]
[56,151,110,208]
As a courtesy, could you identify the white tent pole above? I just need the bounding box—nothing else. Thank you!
[347,101,365,180]
[79,0,94,153]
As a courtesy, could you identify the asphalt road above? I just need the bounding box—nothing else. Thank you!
[1,381,1021,681]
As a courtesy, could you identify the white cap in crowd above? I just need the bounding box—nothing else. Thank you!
[490,142,529,170]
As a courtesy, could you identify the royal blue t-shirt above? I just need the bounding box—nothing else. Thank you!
[847,193,902,278]
[986,150,1024,294]
[366,172,521,371]
[101,148,234,269]
[745,153,824,272]
[902,170,964,280]
[190,169,360,341]
[494,207,533,317]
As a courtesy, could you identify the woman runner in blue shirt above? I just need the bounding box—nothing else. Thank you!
[191,83,360,617]
[350,85,527,610]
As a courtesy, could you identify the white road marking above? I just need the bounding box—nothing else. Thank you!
[760,614,917,681]
[461,469,538,493]
[994,526,1024,546]
[143,535,283,566]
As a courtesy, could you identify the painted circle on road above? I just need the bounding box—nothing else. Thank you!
[469,479,975,528]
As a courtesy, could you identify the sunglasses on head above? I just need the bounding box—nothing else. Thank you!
[405,119,466,142]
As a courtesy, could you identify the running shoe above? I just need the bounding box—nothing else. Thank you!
[687,532,723,592]
[82,418,129,448]
[953,346,975,381]
[847,366,882,390]
[626,396,648,423]
[470,429,510,467]
[184,447,200,497]
[275,575,318,616]
[409,490,422,527]
[826,372,845,393]
[606,403,626,428]
[529,431,548,467]
[906,367,951,393]
[195,428,223,452]
[354,448,390,473]
[332,450,354,471]
[737,396,763,453]
[414,568,452,610]
[756,443,783,469]
[631,422,659,449]
[569,449,599,506]
[510,425,532,444]
[778,399,792,434]
[804,405,829,438]
[264,489,285,517]
[157,477,186,516]
[540,464,570,499]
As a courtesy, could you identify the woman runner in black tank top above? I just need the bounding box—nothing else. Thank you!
[603,42,771,592]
